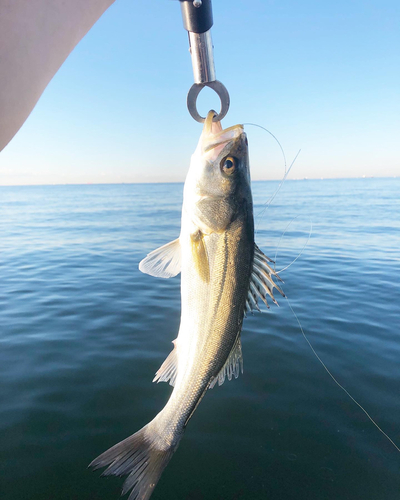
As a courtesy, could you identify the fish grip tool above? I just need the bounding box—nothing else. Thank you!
[179,0,230,123]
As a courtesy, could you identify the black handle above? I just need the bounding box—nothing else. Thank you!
[180,0,213,34]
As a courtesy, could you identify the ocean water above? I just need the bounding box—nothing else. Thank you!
[0,178,399,500]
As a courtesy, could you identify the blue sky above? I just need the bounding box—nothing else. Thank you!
[1,0,399,185]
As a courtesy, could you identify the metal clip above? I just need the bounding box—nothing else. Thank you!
[179,0,230,122]
[187,81,230,123]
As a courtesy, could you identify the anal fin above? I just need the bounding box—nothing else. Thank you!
[210,336,243,389]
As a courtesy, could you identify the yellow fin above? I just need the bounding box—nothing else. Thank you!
[190,230,210,283]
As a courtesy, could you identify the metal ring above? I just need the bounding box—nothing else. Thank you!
[187,80,230,123]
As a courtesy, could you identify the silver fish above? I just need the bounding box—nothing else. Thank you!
[90,111,284,500]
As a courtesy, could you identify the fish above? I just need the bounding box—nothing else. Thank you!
[89,110,284,500]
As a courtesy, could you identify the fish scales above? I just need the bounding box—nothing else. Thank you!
[158,218,253,438]
[90,111,282,500]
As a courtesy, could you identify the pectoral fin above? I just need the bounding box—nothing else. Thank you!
[139,239,181,278]
[191,230,210,283]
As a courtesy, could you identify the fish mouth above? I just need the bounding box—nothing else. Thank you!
[202,110,244,154]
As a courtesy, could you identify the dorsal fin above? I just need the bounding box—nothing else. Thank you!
[246,244,285,313]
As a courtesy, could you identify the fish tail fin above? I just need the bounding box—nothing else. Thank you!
[89,422,180,500]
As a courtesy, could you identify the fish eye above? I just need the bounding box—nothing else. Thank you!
[220,156,237,175]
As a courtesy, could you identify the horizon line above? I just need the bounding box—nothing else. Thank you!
[0,175,396,188]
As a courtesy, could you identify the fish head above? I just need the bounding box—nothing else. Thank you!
[184,110,252,234]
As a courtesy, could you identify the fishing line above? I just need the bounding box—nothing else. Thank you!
[243,123,288,173]
[273,217,313,274]
[244,121,400,453]
[243,122,301,234]
[257,149,300,220]
[284,294,400,454]
[244,122,399,452]
[270,215,400,452]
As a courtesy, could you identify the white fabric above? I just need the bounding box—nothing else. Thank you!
[0,0,115,151]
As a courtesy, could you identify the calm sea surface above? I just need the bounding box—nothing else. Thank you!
[0,179,399,500]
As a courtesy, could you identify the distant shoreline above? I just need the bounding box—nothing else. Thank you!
[0,176,397,188]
